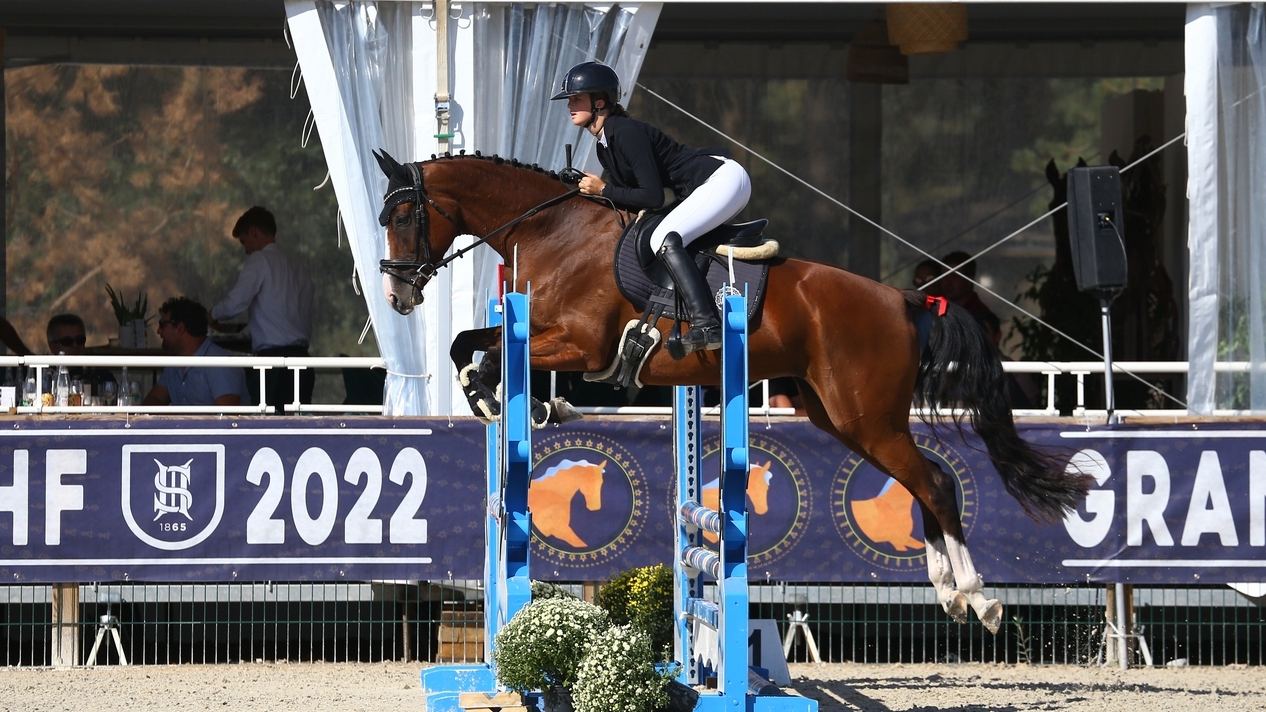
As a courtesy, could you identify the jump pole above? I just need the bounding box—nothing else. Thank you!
[422,289,533,712]
[672,290,817,712]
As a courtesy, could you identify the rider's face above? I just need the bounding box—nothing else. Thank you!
[566,94,592,127]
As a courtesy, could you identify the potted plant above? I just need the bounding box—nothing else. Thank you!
[492,597,609,712]
[106,284,150,348]
[597,564,675,662]
[573,624,674,712]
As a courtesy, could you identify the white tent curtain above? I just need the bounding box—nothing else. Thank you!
[1186,3,1266,413]
[287,0,429,415]
[287,1,658,415]
[472,3,658,174]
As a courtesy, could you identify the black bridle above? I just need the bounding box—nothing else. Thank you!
[378,161,581,291]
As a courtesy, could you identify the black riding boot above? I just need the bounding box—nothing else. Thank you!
[658,232,722,354]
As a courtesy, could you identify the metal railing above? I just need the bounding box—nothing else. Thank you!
[2,582,1262,667]
[3,356,1259,418]
[3,355,385,415]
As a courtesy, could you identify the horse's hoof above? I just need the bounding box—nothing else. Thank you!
[549,397,583,424]
[531,400,552,430]
[475,398,500,424]
[977,599,1003,635]
[943,592,969,624]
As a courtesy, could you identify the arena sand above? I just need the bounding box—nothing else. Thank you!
[1,661,1264,711]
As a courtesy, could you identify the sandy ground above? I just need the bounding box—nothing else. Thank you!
[1,661,1264,712]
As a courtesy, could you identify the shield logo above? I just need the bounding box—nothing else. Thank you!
[121,444,225,551]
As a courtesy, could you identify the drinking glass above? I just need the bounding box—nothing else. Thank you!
[102,381,117,407]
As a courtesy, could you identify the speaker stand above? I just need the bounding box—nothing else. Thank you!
[1099,297,1118,424]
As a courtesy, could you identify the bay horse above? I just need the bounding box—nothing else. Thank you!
[374,150,1090,633]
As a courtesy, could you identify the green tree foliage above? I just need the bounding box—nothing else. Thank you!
[5,65,372,363]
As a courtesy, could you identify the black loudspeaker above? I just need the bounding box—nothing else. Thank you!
[1066,166,1127,294]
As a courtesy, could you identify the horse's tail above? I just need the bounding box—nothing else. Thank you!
[903,290,1091,523]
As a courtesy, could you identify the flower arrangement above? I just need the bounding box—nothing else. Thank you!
[492,597,609,693]
[572,624,674,712]
[531,581,579,601]
[597,564,675,661]
[105,283,150,325]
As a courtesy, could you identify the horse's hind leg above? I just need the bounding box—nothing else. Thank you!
[918,501,968,624]
[799,380,1002,633]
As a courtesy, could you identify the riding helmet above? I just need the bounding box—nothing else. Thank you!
[550,61,621,102]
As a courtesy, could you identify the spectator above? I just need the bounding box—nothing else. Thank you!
[144,297,250,407]
[911,258,944,293]
[939,251,996,321]
[46,313,115,388]
[210,206,315,413]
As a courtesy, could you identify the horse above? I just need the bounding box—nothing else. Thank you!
[701,461,773,544]
[373,150,1091,633]
[528,459,606,548]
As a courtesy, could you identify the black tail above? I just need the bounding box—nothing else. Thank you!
[903,291,1091,523]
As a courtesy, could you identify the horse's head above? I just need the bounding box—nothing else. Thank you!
[374,149,459,315]
[579,460,606,510]
[747,461,773,515]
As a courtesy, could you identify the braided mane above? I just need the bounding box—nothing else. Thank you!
[421,150,564,183]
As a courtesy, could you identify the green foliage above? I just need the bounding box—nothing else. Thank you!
[104,284,149,324]
[492,598,609,692]
[573,624,674,712]
[596,565,674,662]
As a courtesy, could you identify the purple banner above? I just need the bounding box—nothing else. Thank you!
[0,418,1263,584]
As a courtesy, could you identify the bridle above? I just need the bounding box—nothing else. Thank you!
[378,161,581,291]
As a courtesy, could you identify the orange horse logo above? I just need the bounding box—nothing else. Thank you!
[700,461,773,544]
[850,477,924,551]
[530,459,605,548]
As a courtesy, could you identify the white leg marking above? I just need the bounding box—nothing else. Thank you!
[943,535,1003,634]
[925,537,966,622]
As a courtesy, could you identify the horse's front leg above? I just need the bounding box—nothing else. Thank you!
[451,327,502,423]
[522,324,615,428]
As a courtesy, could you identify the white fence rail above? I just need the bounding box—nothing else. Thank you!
[0,356,1257,417]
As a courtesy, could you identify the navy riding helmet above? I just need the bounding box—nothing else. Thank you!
[550,61,621,103]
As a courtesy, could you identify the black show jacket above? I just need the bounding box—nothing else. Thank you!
[594,115,727,211]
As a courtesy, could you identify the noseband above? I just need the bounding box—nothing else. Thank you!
[378,163,458,290]
[378,161,581,291]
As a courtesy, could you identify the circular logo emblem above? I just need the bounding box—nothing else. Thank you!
[831,431,977,572]
[698,431,812,568]
[530,432,647,569]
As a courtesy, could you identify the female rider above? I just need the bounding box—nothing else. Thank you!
[551,61,751,355]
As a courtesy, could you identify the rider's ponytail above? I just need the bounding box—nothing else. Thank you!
[607,102,631,118]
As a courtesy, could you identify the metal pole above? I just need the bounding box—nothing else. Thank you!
[434,0,452,154]
[1100,298,1116,423]
[1115,582,1128,670]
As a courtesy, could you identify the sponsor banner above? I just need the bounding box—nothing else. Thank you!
[0,418,1263,583]
[0,419,487,582]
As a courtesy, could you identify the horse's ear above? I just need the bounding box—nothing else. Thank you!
[1075,157,1088,168]
[373,149,399,179]
[1045,159,1060,187]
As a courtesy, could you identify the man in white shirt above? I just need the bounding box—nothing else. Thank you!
[210,206,315,413]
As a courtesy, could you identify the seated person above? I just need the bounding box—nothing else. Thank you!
[911,258,944,292]
[143,297,251,407]
[46,313,116,389]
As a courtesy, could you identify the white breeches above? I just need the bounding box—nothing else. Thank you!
[649,158,752,252]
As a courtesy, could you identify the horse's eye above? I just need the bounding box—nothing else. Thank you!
[395,214,411,228]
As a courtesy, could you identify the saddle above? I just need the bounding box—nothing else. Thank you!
[586,211,779,388]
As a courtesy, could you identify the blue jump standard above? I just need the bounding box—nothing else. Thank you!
[672,291,817,712]
[421,290,533,712]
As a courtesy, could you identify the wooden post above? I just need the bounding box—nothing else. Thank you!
[51,583,80,666]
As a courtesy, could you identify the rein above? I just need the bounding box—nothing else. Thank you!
[379,162,580,288]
